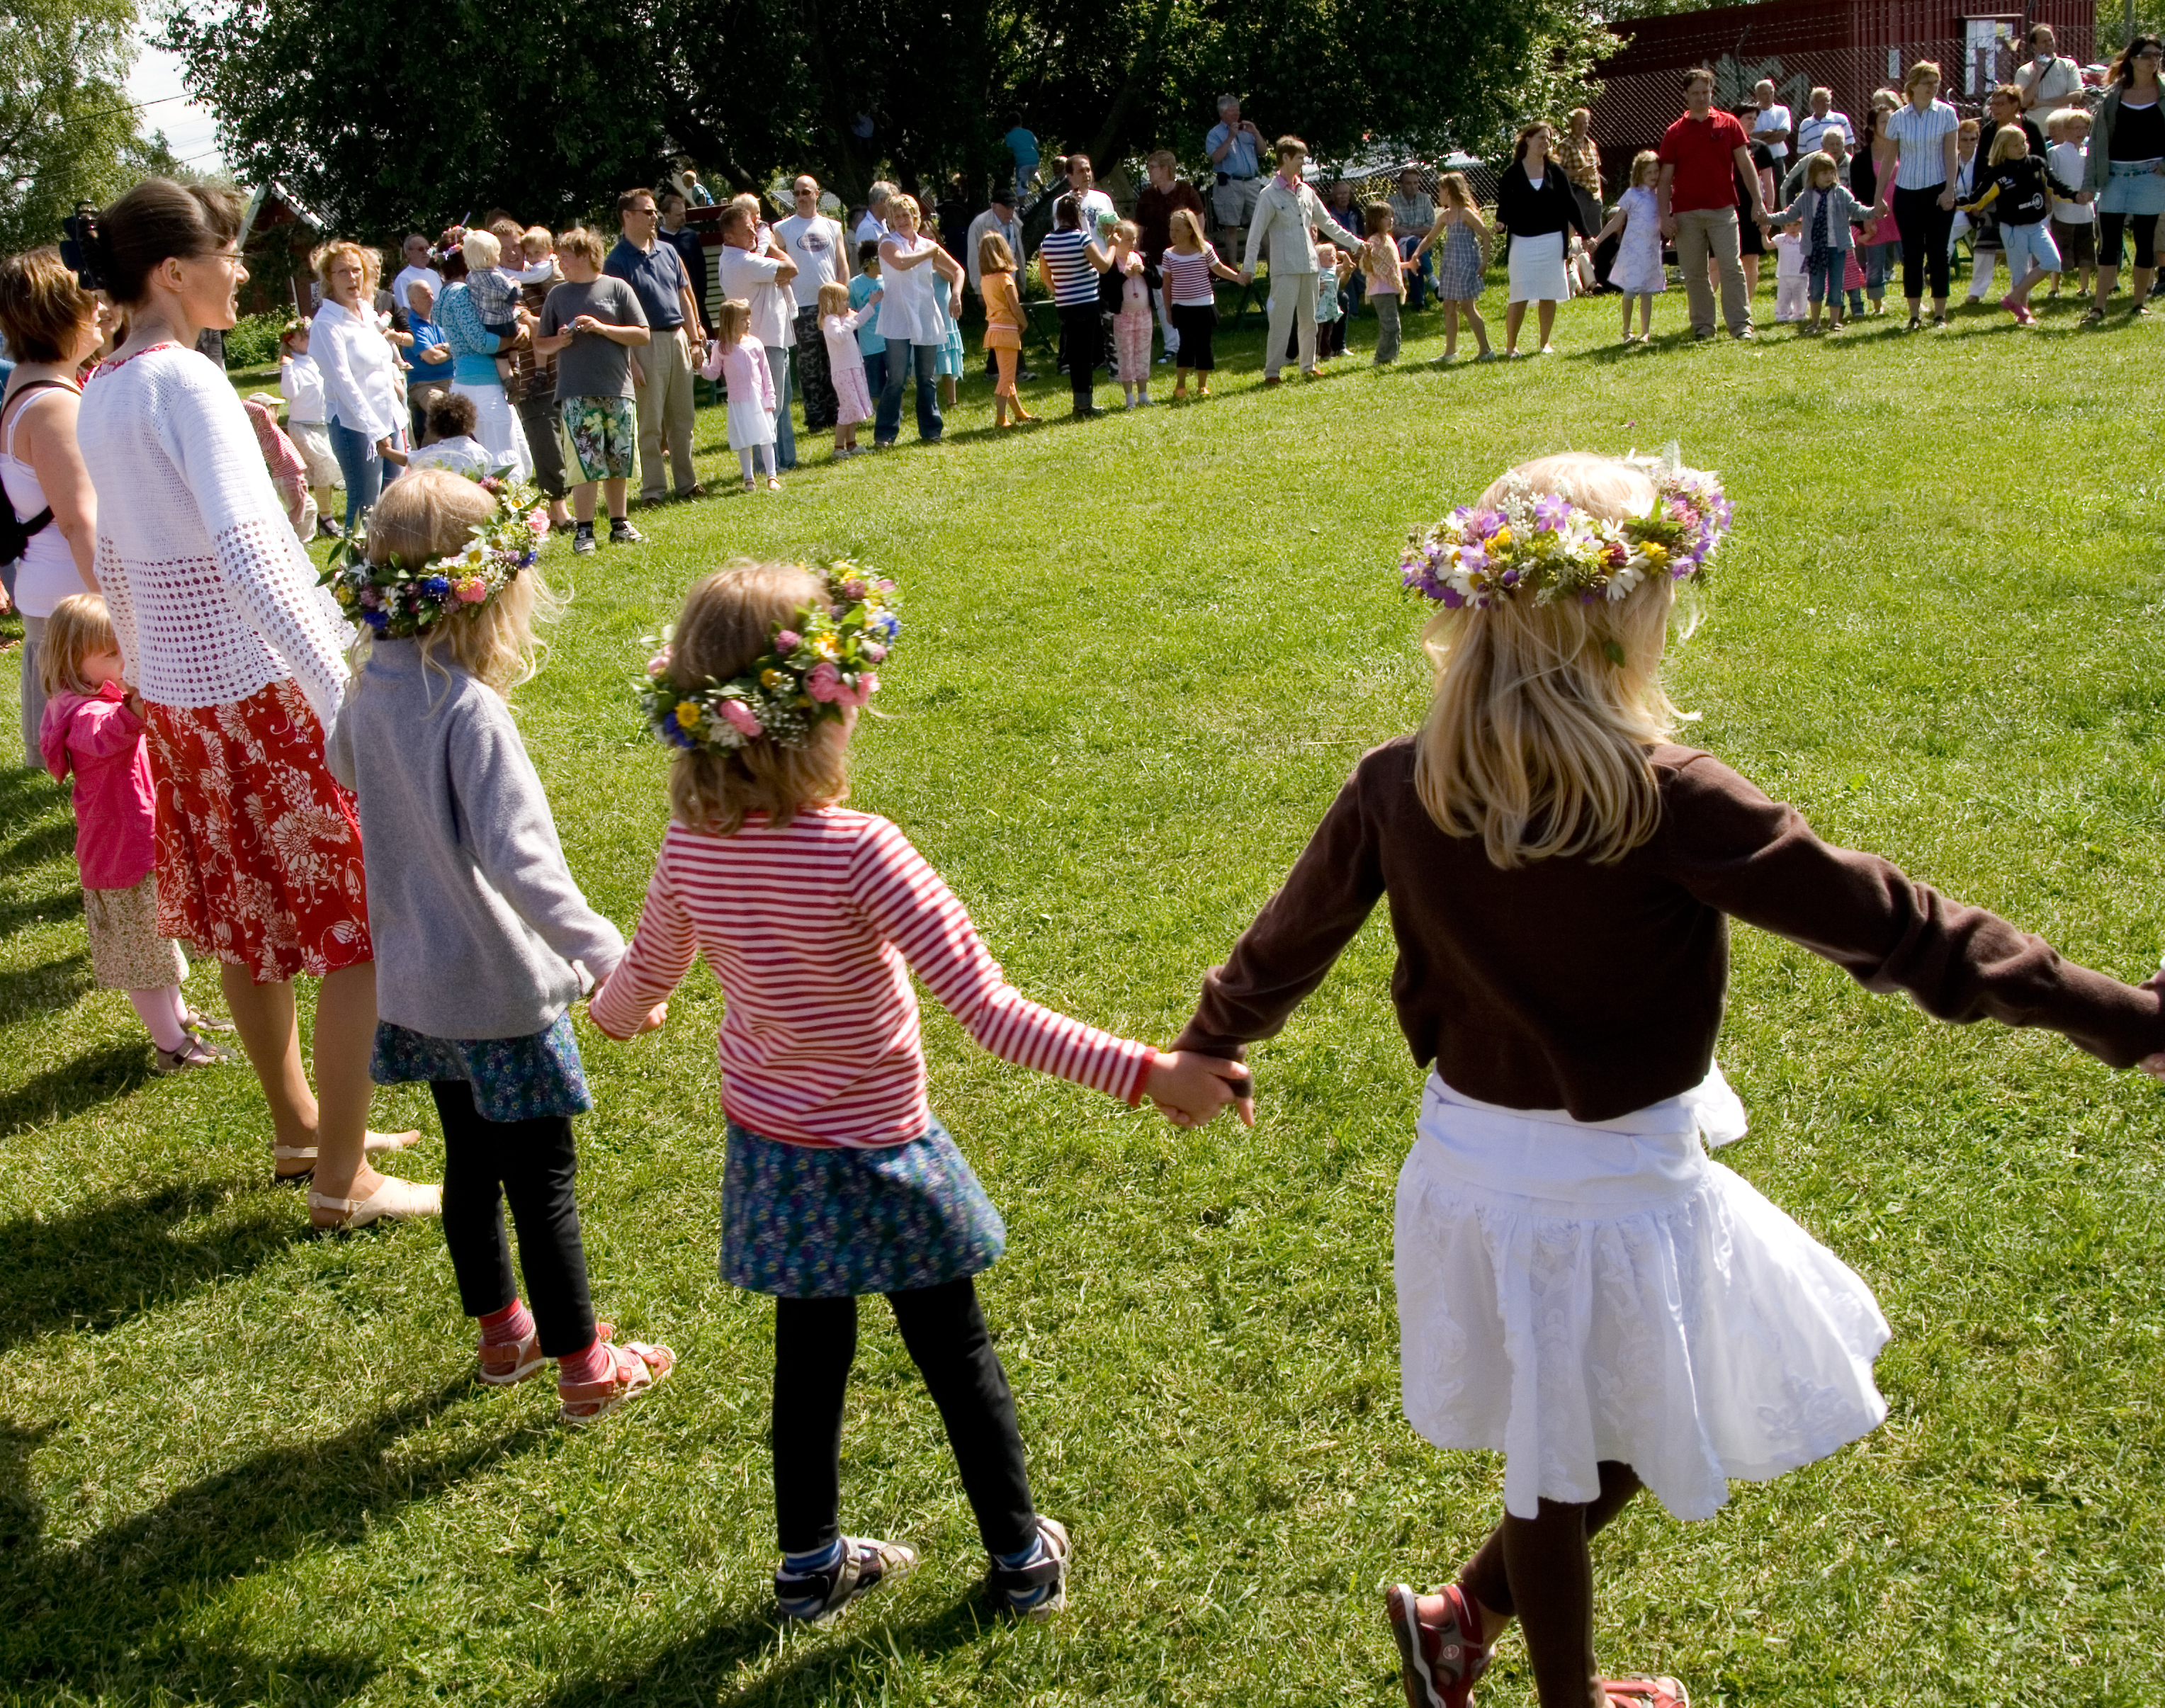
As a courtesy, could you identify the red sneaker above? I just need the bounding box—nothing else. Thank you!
[1386,1583,1490,1708]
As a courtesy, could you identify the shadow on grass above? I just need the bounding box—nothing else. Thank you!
[0,953,91,1025]
[539,1588,1005,1708]
[0,1378,538,1702]
[0,1177,296,1352]
[0,1039,153,1139]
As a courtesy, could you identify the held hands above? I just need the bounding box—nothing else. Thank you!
[1146,1051,1255,1129]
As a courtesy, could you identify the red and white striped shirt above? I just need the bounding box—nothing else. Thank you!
[589,809,1157,1146]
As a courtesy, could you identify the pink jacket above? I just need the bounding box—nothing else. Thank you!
[703,337,776,412]
[39,681,157,891]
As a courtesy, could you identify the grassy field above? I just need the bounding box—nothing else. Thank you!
[4,283,2164,1707]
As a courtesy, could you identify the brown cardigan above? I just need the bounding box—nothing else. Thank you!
[1173,738,2165,1120]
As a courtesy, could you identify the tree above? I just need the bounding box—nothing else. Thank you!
[0,0,183,256]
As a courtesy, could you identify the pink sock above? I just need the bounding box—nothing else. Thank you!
[478,1300,535,1346]
[128,988,189,1053]
[558,1339,613,1387]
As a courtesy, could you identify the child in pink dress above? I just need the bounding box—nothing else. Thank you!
[816,281,881,457]
[1109,221,1153,406]
[701,299,779,490]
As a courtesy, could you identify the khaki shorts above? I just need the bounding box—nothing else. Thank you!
[2051,219,2096,267]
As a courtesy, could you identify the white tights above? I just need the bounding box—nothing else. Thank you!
[738,445,776,481]
[128,985,189,1052]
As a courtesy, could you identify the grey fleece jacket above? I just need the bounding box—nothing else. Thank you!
[327,638,624,1040]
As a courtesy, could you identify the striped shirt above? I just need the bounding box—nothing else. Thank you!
[1160,244,1223,305]
[1037,228,1102,307]
[1885,100,1960,191]
[589,810,1157,1147]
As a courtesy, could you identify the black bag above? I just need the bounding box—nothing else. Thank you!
[0,380,74,565]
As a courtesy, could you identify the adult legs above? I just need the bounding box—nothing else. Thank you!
[1705,209,1748,332]
[16,612,44,767]
[1262,274,1301,378]
[631,336,672,502]
[874,336,910,443]
[1894,186,1952,313]
[516,388,572,524]
[1057,305,1100,407]
[888,1278,1038,1557]
[772,1294,858,1554]
[218,958,392,1204]
[1537,299,1558,349]
[326,417,383,532]
[1674,210,1717,335]
[2094,211,2158,313]
[794,306,836,431]
[907,343,942,439]
[764,344,797,468]
[660,330,698,494]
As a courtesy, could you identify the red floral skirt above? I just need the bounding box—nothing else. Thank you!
[143,677,373,984]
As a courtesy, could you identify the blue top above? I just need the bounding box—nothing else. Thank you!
[404,314,446,375]
[847,271,883,351]
[434,283,509,386]
[1315,271,1342,319]
[604,236,690,331]
[1206,121,1260,179]
[1004,127,1039,168]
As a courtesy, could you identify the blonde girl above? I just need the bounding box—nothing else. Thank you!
[815,279,881,454]
[325,468,674,1423]
[1106,219,1154,405]
[1413,173,1494,360]
[1158,206,1239,400]
[1174,449,2165,1708]
[38,594,227,1073]
[1591,151,1667,341]
[594,562,1246,1623]
[702,298,780,490]
[976,232,1036,427]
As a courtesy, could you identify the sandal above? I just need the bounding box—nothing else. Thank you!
[307,1173,442,1229]
[1386,1583,1491,1708]
[181,1006,236,1034]
[153,1030,229,1075]
[1603,1678,1690,1708]
[274,1128,424,1184]
[558,1336,674,1425]
[986,1515,1070,1617]
[775,1536,917,1622]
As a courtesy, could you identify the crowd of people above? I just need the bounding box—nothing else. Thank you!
[0,38,2159,1707]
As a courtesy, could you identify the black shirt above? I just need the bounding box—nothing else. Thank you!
[1974,154,2080,225]
[2110,97,2165,161]
[1495,162,1592,239]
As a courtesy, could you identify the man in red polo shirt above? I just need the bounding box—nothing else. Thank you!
[1656,67,1771,339]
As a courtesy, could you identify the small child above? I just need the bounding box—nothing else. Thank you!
[37,594,226,1074]
[817,279,883,452]
[1312,242,1352,360]
[1175,448,2165,1708]
[462,227,553,340]
[1960,126,2081,323]
[1362,205,1406,363]
[1104,221,1153,405]
[276,320,342,536]
[929,264,966,413]
[243,392,317,541]
[1591,153,1667,342]
[1773,229,1809,319]
[2045,109,2097,298]
[324,468,674,1422]
[593,562,1245,1622]
[848,242,886,401]
[1159,207,1240,400]
[1413,174,1495,361]
[1766,152,1872,332]
[974,234,1036,428]
[400,390,497,479]
[703,298,781,492]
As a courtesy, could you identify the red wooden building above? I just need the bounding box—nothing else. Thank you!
[1585,0,2097,191]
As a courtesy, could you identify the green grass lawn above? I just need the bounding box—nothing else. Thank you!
[6,283,2164,1707]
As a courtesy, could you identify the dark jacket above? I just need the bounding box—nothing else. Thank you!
[1494,161,1593,239]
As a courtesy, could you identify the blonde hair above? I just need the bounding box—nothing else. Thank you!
[1904,60,1941,94]
[1806,149,1839,185]
[312,239,367,291]
[665,562,851,836]
[1629,149,1661,188]
[716,298,752,344]
[38,594,116,700]
[1437,171,1477,210]
[1989,125,2030,163]
[816,280,851,317]
[1113,218,1139,244]
[1168,206,1206,249]
[460,227,502,269]
[363,470,556,694]
[976,230,1016,274]
[1413,454,1687,868]
[521,225,553,253]
[555,225,606,268]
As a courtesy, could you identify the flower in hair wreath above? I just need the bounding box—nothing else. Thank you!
[320,472,549,638]
[638,560,900,754]
[1400,446,1734,612]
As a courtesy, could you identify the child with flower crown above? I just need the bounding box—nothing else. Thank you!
[591,560,1248,1623]
[324,468,676,1421]
[1171,451,2165,1708]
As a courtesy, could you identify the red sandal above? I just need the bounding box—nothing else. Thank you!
[1386,1583,1491,1708]
[558,1337,675,1425]
[1603,1676,1690,1708]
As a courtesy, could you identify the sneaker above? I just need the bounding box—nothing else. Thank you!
[1734,325,1756,340]
[572,526,597,555]
[1386,1583,1491,1708]
[986,1516,1070,1617]
[609,519,643,544]
[774,1537,917,1623]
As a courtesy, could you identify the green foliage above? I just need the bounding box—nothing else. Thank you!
[221,309,287,370]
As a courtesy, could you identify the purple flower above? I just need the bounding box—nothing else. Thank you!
[1458,546,1488,575]
[1532,494,1572,532]
[1499,568,1519,587]
[1440,587,1465,609]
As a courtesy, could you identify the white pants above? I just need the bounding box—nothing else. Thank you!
[1967,241,2003,298]
[1264,272,1318,377]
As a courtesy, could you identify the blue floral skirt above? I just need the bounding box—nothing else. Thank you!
[371,1011,592,1122]
[722,1117,1006,1298]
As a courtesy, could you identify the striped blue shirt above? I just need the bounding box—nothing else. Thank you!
[1885,100,1960,191]
[1037,229,1101,307]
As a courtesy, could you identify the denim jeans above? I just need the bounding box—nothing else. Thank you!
[764,344,797,469]
[1807,249,1842,305]
[326,417,384,532]
[874,340,941,444]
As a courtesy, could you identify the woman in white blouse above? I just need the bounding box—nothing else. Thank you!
[873,196,964,446]
[1877,60,1964,327]
[309,240,403,532]
[75,179,435,1228]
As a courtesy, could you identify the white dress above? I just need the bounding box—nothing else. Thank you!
[1609,186,1668,295]
[1394,1065,1889,1523]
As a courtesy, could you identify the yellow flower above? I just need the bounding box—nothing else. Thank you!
[813,634,840,660]
[674,700,703,730]
[1640,542,1668,562]
[1490,527,1513,549]
[761,668,785,688]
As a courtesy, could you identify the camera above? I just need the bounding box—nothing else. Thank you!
[60,204,102,291]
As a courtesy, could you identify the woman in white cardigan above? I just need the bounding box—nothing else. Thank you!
[75,179,436,1228]
[309,239,403,533]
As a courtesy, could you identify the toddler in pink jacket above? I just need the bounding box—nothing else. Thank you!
[701,298,780,490]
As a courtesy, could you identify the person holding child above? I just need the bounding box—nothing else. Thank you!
[1590,152,1668,342]
[1170,446,2165,1708]
[534,224,650,554]
[326,468,674,1422]
[436,230,536,483]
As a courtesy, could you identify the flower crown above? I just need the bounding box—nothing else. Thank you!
[638,561,900,753]
[321,473,550,638]
[1400,449,1733,611]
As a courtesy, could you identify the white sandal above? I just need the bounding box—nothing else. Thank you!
[307,1174,442,1229]
[274,1129,423,1183]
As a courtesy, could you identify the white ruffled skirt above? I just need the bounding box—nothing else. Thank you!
[1394,1067,1889,1523]
[449,380,533,482]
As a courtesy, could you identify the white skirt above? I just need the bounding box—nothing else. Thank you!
[727,395,776,451]
[1394,1067,1889,1523]
[448,380,532,482]
[1506,230,1571,304]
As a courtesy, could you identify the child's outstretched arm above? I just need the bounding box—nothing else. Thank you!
[589,854,699,1041]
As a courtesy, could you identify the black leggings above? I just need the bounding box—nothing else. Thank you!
[431,1080,595,1357]
[1893,184,1955,300]
[1170,302,1217,371]
[773,1277,1036,1558]
[2099,210,2159,269]
[1056,302,1101,400]
[1458,1461,1642,1708]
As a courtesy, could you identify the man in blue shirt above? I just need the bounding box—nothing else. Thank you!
[605,186,707,502]
[1206,94,1267,238]
[402,276,454,443]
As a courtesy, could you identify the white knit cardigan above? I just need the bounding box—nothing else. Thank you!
[77,343,353,730]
